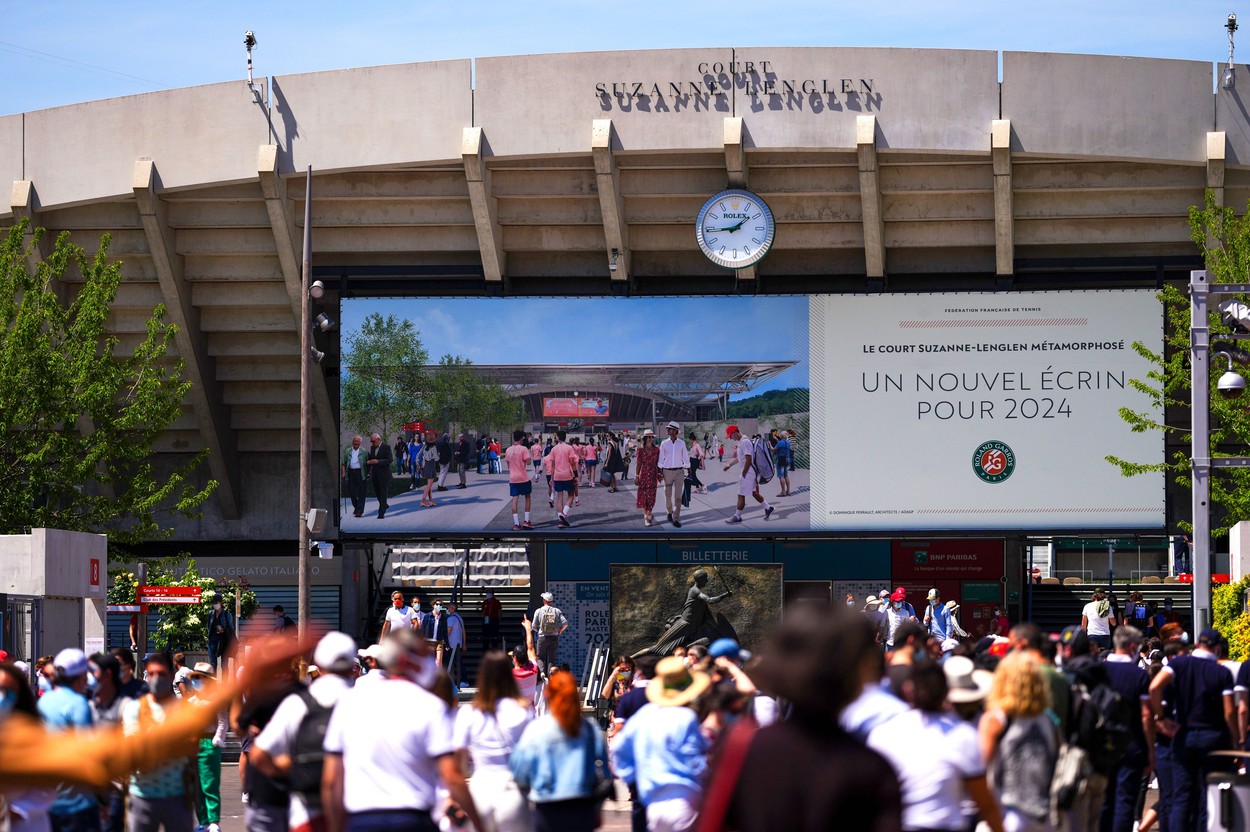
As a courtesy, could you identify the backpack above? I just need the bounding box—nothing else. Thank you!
[751,436,775,484]
[1067,679,1133,776]
[539,607,560,636]
[286,689,335,798]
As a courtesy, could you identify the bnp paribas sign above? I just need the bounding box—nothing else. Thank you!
[594,60,879,111]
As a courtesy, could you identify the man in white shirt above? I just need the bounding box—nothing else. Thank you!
[658,421,691,528]
[341,435,367,518]
[322,629,480,832]
[381,591,418,639]
[721,425,773,524]
[252,632,358,832]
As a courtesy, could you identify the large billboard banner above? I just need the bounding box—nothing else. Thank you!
[809,290,1165,531]
[542,397,611,418]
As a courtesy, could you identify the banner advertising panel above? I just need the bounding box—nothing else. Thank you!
[542,397,611,418]
[339,296,809,535]
[809,290,1165,531]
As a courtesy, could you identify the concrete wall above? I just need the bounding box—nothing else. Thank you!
[271,60,472,174]
[1002,52,1213,162]
[0,529,107,655]
[4,49,1248,211]
[22,81,270,210]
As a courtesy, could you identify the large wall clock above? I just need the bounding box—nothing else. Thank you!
[695,188,776,269]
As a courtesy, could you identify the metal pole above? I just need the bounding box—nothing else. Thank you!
[1191,269,1213,631]
[1107,542,1114,588]
[298,166,313,645]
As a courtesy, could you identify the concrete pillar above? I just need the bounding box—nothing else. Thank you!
[1230,520,1250,582]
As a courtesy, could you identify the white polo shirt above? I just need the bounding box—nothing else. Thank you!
[323,677,455,813]
[385,605,418,633]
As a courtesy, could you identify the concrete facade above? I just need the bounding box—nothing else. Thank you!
[0,47,1245,544]
[0,529,108,656]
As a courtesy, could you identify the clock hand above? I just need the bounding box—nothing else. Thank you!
[704,225,733,233]
[727,219,747,233]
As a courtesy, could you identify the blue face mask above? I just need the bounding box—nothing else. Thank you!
[0,689,15,718]
[190,678,204,691]
[37,676,52,695]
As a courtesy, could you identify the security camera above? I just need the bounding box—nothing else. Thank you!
[244,31,257,49]
[1220,300,1250,332]
[1229,13,1239,34]
[1220,369,1247,397]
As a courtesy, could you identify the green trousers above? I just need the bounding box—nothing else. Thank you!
[195,738,222,825]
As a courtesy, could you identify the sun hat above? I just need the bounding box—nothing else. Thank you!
[642,428,655,437]
[944,656,994,703]
[191,661,215,677]
[865,595,883,607]
[53,648,89,678]
[314,631,358,673]
[666,421,681,431]
[646,656,712,707]
[725,424,740,438]
[945,600,960,613]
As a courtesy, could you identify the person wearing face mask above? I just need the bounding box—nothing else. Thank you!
[423,600,451,668]
[111,648,149,700]
[922,589,952,642]
[90,653,134,832]
[206,594,234,674]
[121,652,197,832]
[884,589,917,651]
[322,628,481,832]
[185,664,227,832]
[38,649,99,832]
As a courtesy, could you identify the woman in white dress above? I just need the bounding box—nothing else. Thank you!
[453,651,534,832]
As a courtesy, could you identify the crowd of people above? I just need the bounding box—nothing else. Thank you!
[12,586,1233,832]
[343,423,799,529]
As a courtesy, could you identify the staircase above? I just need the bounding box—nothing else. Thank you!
[1025,583,1193,635]
[365,544,533,686]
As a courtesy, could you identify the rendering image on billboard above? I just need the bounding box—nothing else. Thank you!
[808,290,1166,531]
[339,296,810,534]
[542,397,611,418]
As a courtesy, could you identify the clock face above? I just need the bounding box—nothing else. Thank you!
[695,189,775,269]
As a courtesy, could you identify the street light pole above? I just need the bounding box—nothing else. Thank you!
[298,166,312,643]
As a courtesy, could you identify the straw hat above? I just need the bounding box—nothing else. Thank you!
[865,595,883,607]
[944,656,993,703]
[646,656,712,707]
[191,661,215,677]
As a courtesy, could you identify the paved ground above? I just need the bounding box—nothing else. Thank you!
[341,456,810,534]
[217,762,637,831]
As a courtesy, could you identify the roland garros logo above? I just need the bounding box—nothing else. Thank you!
[972,441,1015,484]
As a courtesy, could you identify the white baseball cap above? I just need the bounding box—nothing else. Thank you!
[314,631,358,673]
[53,648,89,678]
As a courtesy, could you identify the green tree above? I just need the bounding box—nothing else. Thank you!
[108,558,258,653]
[1109,192,1250,535]
[422,355,524,437]
[0,221,215,544]
[340,312,428,439]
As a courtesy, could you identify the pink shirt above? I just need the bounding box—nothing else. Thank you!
[530,443,543,464]
[583,444,597,462]
[547,442,579,481]
[505,443,531,483]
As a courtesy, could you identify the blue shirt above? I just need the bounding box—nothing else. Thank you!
[1165,652,1234,736]
[611,703,708,806]
[841,682,910,742]
[510,716,607,803]
[924,602,952,641]
[774,439,791,466]
[38,686,96,814]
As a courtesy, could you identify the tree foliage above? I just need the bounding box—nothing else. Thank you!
[108,558,258,653]
[725,387,810,419]
[0,221,215,544]
[1214,575,1250,661]
[340,313,522,439]
[1108,192,1250,535]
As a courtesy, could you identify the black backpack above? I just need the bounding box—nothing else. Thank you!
[286,688,335,797]
[1068,679,1133,776]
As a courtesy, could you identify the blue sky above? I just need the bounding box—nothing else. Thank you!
[2,2,1243,115]
[342,296,809,396]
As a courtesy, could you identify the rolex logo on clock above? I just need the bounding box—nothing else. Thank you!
[695,188,775,270]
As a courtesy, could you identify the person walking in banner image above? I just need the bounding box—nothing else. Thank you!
[603,433,625,492]
[658,421,690,528]
[506,430,535,531]
[419,430,440,509]
[723,425,773,524]
[634,429,661,527]
[366,433,393,519]
[341,435,367,518]
[775,430,793,497]
[687,432,707,495]
[546,430,579,528]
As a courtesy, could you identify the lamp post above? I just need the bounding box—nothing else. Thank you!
[1189,270,1250,631]
[299,166,312,643]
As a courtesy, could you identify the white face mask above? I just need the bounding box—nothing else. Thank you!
[406,654,440,689]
